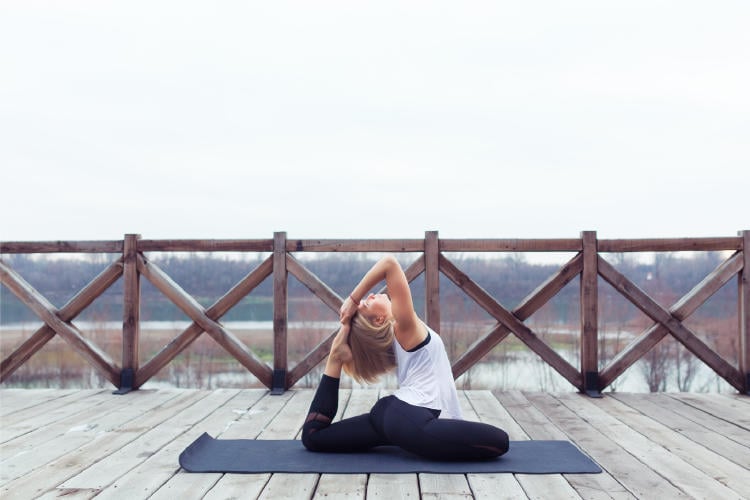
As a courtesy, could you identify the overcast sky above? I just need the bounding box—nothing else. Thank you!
[1,1,748,243]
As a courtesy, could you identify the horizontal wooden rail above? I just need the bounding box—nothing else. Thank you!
[4,236,742,255]
[1,230,748,395]
[598,237,742,253]
[439,238,583,252]
[139,239,274,252]
[0,241,124,254]
[287,239,426,252]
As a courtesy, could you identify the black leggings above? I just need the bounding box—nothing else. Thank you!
[302,375,509,461]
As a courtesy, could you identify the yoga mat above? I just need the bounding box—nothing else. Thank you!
[179,433,601,474]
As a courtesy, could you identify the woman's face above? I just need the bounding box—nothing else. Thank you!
[357,293,391,323]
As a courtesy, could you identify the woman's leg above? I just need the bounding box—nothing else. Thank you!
[301,375,387,452]
[370,395,509,461]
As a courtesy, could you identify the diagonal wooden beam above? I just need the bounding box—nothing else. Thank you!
[136,254,273,389]
[286,254,427,315]
[1,258,124,382]
[597,255,744,391]
[288,255,427,388]
[286,254,342,313]
[439,254,582,388]
[600,252,744,389]
[378,255,426,294]
[0,260,121,386]
[280,255,344,388]
[135,255,274,388]
[287,327,339,388]
[451,253,583,379]
[452,324,513,379]
[405,255,427,283]
[515,253,584,320]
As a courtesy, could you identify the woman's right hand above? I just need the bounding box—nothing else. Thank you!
[332,321,351,348]
[324,322,352,377]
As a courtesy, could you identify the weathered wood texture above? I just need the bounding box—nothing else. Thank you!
[1,389,748,499]
[599,251,745,389]
[0,262,120,386]
[424,230,440,331]
[741,231,750,393]
[439,253,582,388]
[598,237,742,253]
[580,231,598,393]
[134,255,274,388]
[273,232,288,384]
[0,259,123,381]
[136,254,273,388]
[121,234,140,386]
[598,256,744,391]
[0,241,124,253]
[2,231,748,393]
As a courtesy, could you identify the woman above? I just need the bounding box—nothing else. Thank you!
[301,255,509,461]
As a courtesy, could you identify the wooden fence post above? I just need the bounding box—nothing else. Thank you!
[117,233,141,394]
[425,231,440,332]
[272,231,288,394]
[740,230,750,394]
[580,231,600,397]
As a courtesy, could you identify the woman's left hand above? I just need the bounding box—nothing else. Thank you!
[339,295,359,323]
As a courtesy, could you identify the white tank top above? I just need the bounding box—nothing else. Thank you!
[392,325,463,420]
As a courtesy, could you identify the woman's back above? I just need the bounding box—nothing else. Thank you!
[393,326,463,420]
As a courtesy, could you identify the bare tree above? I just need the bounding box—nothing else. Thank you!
[640,339,670,392]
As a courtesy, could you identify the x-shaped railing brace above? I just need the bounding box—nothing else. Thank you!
[598,253,745,391]
[0,259,123,386]
[441,253,584,390]
[134,254,274,389]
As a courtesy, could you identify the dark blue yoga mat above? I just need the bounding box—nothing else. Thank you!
[179,433,601,474]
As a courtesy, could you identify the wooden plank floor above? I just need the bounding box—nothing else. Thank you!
[0,389,748,499]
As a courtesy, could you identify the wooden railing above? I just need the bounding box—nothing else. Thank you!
[1,231,748,395]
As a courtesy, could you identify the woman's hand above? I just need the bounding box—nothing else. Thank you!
[324,322,352,377]
[331,322,351,353]
[339,295,359,323]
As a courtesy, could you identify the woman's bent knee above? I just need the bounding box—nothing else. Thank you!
[301,421,327,451]
[478,427,509,458]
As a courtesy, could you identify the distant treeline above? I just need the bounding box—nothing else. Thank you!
[0,251,737,325]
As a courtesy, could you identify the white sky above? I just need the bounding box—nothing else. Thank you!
[1,1,748,242]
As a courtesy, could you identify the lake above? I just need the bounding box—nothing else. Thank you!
[0,321,737,393]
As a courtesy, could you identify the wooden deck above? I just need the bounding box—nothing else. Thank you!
[0,389,748,499]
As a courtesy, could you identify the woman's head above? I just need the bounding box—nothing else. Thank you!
[342,312,396,384]
[357,293,392,325]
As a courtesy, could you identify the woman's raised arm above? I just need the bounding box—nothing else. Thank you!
[340,255,423,348]
[323,322,352,378]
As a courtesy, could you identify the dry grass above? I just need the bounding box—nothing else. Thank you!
[0,316,739,391]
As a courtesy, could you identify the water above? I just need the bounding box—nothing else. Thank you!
[456,353,735,393]
[0,321,737,392]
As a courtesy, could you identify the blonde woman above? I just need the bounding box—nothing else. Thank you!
[302,255,509,460]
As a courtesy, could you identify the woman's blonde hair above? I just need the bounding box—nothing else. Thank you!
[343,313,396,384]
